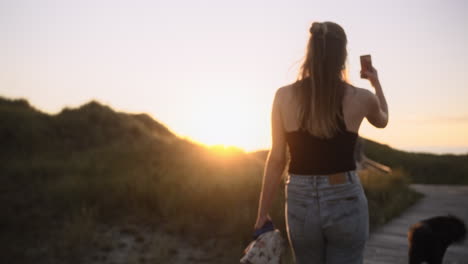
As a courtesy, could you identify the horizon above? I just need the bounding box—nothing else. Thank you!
[3,94,467,156]
[1,0,467,154]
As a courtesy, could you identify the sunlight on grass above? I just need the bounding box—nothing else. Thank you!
[0,97,424,263]
[208,144,245,156]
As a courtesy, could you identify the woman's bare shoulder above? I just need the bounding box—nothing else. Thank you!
[278,81,298,93]
[275,82,298,103]
[345,83,374,101]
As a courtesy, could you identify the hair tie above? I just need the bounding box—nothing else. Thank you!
[309,22,320,35]
[309,22,328,36]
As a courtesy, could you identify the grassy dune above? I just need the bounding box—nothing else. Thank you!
[364,139,468,184]
[1,96,423,263]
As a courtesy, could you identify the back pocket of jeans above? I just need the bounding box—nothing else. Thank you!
[327,195,358,203]
[325,194,362,223]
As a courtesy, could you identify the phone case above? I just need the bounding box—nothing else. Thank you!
[360,55,372,79]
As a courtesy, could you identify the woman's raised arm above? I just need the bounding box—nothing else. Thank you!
[363,66,389,128]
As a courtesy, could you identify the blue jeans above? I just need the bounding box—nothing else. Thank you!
[285,171,369,264]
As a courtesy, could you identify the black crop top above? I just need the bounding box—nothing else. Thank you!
[285,116,358,175]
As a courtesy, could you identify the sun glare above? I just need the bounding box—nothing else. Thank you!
[181,87,271,152]
[208,144,245,155]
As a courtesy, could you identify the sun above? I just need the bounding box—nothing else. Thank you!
[181,90,271,152]
[207,144,245,156]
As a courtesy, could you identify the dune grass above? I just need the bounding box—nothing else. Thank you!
[0,96,423,263]
[364,139,468,184]
[1,141,422,263]
[359,168,424,230]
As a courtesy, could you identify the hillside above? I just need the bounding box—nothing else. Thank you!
[0,97,175,158]
[0,96,265,263]
[363,139,468,184]
[0,96,424,264]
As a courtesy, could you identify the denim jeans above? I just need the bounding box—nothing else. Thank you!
[285,170,369,264]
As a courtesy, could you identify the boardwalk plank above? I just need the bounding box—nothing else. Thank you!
[364,184,468,264]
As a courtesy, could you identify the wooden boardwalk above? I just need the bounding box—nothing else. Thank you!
[364,184,468,264]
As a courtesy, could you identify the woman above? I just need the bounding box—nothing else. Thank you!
[254,21,388,264]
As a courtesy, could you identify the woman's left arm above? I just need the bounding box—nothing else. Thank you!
[254,88,288,229]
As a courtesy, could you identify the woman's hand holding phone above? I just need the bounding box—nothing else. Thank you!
[361,66,380,88]
[360,54,380,88]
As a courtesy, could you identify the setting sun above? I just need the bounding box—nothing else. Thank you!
[174,86,272,152]
[2,0,467,154]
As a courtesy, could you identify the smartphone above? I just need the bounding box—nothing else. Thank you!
[360,55,372,79]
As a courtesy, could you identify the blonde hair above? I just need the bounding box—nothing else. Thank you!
[295,21,349,138]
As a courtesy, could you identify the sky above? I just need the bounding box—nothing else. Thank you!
[1,0,468,154]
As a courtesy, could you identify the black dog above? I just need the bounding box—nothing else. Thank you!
[408,215,466,264]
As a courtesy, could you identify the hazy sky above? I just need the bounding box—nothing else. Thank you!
[1,0,467,153]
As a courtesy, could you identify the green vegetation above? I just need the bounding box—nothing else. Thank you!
[0,96,436,263]
[364,139,468,184]
[359,168,423,230]
[0,97,263,263]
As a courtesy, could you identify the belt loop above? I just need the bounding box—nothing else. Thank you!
[347,171,354,183]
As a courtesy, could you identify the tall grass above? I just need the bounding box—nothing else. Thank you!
[0,96,422,263]
[364,139,468,184]
[1,142,422,263]
[360,168,424,230]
